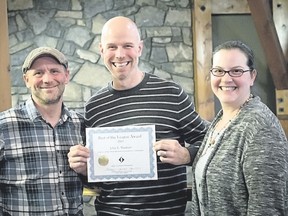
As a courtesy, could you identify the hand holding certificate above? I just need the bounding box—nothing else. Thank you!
[86,125,158,182]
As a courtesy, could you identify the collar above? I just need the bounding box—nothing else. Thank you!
[25,97,72,123]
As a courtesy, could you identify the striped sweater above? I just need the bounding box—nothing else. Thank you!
[191,96,288,215]
[85,73,207,215]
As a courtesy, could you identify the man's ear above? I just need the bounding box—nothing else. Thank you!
[99,43,104,55]
[138,40,144,57]
[64,69,70,84]
[23,73,30,88]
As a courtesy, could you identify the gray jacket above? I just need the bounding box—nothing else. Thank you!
[191,96,288,216]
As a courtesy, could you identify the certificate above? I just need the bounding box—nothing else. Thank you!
[86,125,158,182]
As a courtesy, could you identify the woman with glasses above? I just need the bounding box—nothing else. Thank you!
[191,40,288,215]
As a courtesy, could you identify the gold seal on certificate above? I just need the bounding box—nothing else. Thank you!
[98,155,109,166]
[86,125,158,182]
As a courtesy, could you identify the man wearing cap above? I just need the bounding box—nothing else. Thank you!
[0,47,85,215]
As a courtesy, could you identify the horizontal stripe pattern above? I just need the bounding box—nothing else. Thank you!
[85,73,207,215]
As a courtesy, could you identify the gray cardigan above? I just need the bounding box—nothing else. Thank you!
[191,96,288,216]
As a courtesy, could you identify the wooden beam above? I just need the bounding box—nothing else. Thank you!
[0,0,12,112]
[274,1,288,137]
[247,0,288,90]
[248,0,288,136]
[193,0,215,121]
[273,0,288,60]
[212,0,250,14]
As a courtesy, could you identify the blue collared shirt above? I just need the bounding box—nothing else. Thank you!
[0,98,85,216]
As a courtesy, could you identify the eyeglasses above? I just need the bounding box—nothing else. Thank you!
[210,68,252,77]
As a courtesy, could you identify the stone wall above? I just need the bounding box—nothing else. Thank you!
[7,1,194,214]
[8,0,194,114]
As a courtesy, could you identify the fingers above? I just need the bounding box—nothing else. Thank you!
[68,144,89,176]
[154,140,190,165]
[157,150,167,158]
[70,144,90,153]
[154,140,169,152]
[154,140,175,163]
[158,150,174,164]
[68,145,89,158]
[154,139,180,151]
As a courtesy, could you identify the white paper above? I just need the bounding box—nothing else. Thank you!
[86,125,158,182]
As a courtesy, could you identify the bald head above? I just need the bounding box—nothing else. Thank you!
[101,16,141,44]
[98,16,144,88]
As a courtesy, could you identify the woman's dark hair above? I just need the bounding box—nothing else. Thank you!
[213,40,255,70]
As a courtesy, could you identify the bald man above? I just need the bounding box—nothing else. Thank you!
[68,16,207,216]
